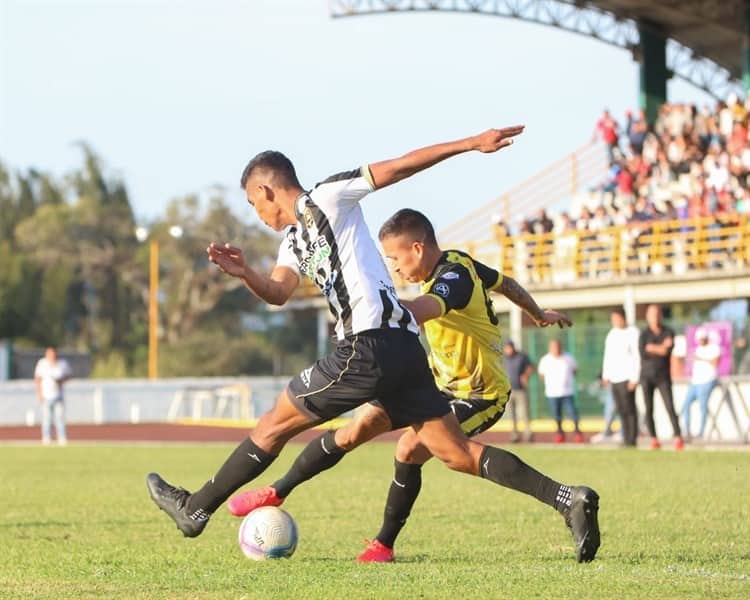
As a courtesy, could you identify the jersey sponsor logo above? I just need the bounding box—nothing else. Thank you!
[434,282,450,298]
[300,366,313,388]
[441,272,460,280]
[298,236,332,279]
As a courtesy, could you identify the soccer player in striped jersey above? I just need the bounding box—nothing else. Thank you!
[228,209,600,564]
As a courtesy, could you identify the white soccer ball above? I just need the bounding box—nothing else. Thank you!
[238,506,298,560]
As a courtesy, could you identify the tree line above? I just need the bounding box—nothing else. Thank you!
[0,145,317,377]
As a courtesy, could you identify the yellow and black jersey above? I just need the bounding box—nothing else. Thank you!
[420,249,510,403]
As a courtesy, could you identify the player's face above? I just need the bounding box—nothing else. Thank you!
[380,234,428,283]
[610,312,626,329]
[245,180,284,231]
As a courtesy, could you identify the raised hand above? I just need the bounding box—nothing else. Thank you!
[207,242,249,278]
[535,309,573,329]
[472,126,525,153]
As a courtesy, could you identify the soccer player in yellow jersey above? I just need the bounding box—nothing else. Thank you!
[229,209,600,564]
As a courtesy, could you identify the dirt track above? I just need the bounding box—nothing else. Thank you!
[0,423,568,444]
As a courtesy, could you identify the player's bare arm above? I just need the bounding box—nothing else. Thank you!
[207,242,299,306]
[400,296,443,326]
[497,275,573,329]
[368,126,525,189]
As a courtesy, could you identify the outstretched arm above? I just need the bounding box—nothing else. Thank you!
[207,242,299,306]
[498,275,572,329]
[368,126,524,190]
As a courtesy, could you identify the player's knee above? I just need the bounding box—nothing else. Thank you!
[333,426,363,452]
[395,444,417,463]
[436,445,475,474]
[253,413,294,453]
[336,408,391,451]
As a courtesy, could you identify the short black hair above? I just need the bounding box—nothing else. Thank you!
[611,306,626,318]
[239,151,301,190]
[378,208,437,245]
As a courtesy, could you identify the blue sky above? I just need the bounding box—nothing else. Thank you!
[0,0,714,236]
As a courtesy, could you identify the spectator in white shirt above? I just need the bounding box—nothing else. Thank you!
[34,347,72,445]
[601,307,641,447]
[683,328,721,440]
[537,339,582,443]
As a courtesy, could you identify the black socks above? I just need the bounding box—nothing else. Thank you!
[375,460,423,549]
[479,446,571,515]
[273,430,346,499]
[188,438,275,515]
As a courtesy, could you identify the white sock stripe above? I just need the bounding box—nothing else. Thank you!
[556,485,573,507]
[189,508,211,522]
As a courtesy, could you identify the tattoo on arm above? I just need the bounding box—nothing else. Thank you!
[498,276,544,322]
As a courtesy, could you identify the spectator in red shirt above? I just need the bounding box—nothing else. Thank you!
[616,164,634,197]
[594,109,620,161]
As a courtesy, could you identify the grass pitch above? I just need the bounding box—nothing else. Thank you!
[1,443,748,599]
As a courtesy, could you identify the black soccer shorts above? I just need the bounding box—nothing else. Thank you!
[443,391,509,438]
[287,328,451,429]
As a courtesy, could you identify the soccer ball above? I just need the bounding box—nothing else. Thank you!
[238,506,298,560]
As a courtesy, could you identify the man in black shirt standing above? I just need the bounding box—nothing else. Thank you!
[503,340,535,442]
[638,304,684,450]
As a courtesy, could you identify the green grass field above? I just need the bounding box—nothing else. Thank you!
[2,443,748,599]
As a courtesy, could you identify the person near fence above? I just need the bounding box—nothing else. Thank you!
[682,328,721,441]
[33,347,72,446]
[639,304,684,450]
[503,340,535,443]
[537,339,583,443]
[601,307,641,447]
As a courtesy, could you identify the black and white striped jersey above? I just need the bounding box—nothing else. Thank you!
[276,165,418,340]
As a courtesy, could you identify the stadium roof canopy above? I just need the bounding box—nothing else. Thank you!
[330,0,747,100]
[593,0,743,77]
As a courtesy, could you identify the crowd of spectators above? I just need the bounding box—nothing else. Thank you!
[492,93,750,280]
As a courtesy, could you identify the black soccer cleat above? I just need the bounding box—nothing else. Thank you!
[564,486,600,563]
[146,472,209,538]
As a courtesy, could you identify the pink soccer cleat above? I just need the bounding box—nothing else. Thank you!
[357,539,394,563]
[227,485,283,517]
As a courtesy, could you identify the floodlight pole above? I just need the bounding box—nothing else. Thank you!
[148,240,159,379]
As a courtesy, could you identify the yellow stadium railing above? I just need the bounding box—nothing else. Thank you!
[462,215,750,286]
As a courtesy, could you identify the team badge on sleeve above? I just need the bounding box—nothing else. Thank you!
[434,282,450,298]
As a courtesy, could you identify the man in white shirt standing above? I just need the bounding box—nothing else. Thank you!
[34,347,72,446]
[538,339,582,443]
[601,307,641,447]
[683,328,721,440]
